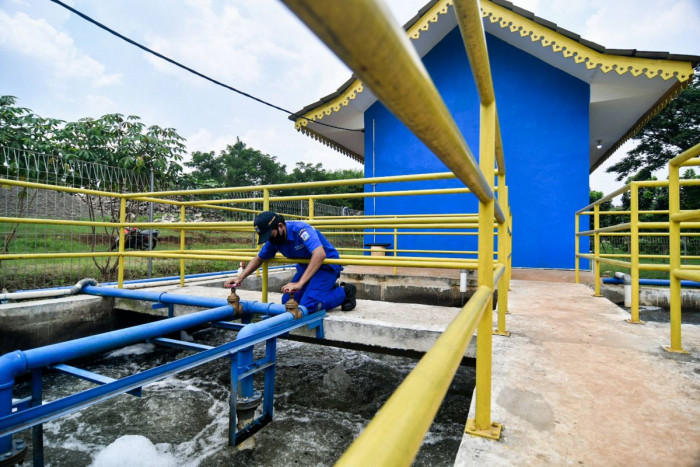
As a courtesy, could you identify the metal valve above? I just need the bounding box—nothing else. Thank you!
[285,297,302,319]
[226,286,243,318]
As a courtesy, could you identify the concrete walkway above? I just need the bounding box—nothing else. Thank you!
[455,279,700,466]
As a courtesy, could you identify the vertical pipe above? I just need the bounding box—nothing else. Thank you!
[372,119,377,244]
[262,189,270,303]
[308,198,315,220]
[31,369,44,467]
[117,198,126,288]
[147,167,154,279]
[180,205,186,288]
[475,102,495,431]
[228,355,239,446]
[496,175,508,335]
[667,161,685,352]
[508,210,513,290]
[629,184,641,323]
[575,214,580,283]
[593,204,601,296]
[263,338,276,419]
[393,216,398,275]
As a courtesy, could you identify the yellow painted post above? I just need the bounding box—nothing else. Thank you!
[262,188,270,303]
[495,176,509,336]
[508,210,512,291]
[628,184,642,324]
[180,205,186,287]
[666,160,686,353]
[575,214,580,284]
[393,216,398,275]
[466,102,501,440]
[117,198,126,288]
[593,204,602,297]
[308,197,314,220]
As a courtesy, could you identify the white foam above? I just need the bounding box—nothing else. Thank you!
[90,435,178,467]
[106,343,155,358]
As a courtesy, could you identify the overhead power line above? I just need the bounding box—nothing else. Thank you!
[50,0,364,133]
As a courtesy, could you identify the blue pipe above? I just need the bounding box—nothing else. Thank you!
[81,285,291,316]
[17,265,295,293]
[602,277,700,288]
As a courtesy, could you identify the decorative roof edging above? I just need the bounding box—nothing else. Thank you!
[294,0,696,165]
[296,125,364,163]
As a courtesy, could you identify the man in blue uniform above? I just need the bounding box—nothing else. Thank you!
[225,211,356,312]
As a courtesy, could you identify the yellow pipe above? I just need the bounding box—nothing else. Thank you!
[128,171,456,199]
[393,216,398,276]
[674,268,700,282]
[0,217,120,228]
[280,0,497,211]
[667,158,685,352]
[309,198,315,220]
[671,209,700,223]
[472,101,497,435]
[118,198,126,288]
[593,205,601,296]
[575,214,580,284]
[335,286,492,466]
[576,184,630,214]
[496,171,508,335]
[180,205,186,287]
[262,188,270,303]
[669,142,700,166]
[577,254,631,269]
[0,177,124,198]
[629,185,641,323]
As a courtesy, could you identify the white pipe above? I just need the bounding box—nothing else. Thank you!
[614,272,632,307]
[0,278,97,302]
[460,269,467,293]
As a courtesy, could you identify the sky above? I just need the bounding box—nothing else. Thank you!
[0,0,698,196]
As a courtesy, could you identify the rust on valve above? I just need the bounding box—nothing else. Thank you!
[285,297,302,319]
[227,287,243,318]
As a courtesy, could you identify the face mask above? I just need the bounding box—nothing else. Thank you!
[270,228,286,245]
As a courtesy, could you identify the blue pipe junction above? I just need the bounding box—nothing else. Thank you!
[602,277,700,288]
[0,283,320,464]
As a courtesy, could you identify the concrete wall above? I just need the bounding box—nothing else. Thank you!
[363,28,590,269]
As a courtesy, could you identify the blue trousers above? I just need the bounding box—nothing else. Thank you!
[281,264,345,312]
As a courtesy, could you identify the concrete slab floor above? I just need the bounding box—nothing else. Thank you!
[455,279,700,466]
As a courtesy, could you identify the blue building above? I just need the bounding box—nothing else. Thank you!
[291,0,696,269]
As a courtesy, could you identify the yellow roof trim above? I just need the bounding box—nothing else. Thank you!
[295,0,694,130]
[483,1,694,82]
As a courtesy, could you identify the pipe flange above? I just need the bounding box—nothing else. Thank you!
[237,390,263,411]
[0,439,27,467]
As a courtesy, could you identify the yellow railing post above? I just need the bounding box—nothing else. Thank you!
[180,205,186,287]
[628,184,642,324]
[308,197,314,221]
[575,213,580,283]
[393,216,398,275]
[262,188,270,303]
[117,198,126,288]
[466,101,502,440]
[495,177,509,336]
[666,157,686,353]
[593,204,602,297]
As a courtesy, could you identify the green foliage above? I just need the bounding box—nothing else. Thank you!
[607,66,700,181]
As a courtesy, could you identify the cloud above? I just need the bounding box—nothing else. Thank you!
[0,10,121,87]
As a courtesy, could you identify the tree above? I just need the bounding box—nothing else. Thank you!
[607,66,700,181]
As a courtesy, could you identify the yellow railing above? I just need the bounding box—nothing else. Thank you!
[575,142,700,354]
[0,0,514,463]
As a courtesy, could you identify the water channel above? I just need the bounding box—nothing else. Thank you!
[14,327,475,466]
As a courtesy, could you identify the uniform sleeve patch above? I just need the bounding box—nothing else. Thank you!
[300,229,310,242]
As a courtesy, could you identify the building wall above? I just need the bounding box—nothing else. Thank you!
[363,28,590,269]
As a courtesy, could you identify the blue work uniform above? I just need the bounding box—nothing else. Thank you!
[258,221,345,312]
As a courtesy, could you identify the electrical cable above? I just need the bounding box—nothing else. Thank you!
[50,0,364,133]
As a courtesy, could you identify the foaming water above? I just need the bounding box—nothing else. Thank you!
[15,328,474,466]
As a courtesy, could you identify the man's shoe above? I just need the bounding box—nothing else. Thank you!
[341,282,356,311]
